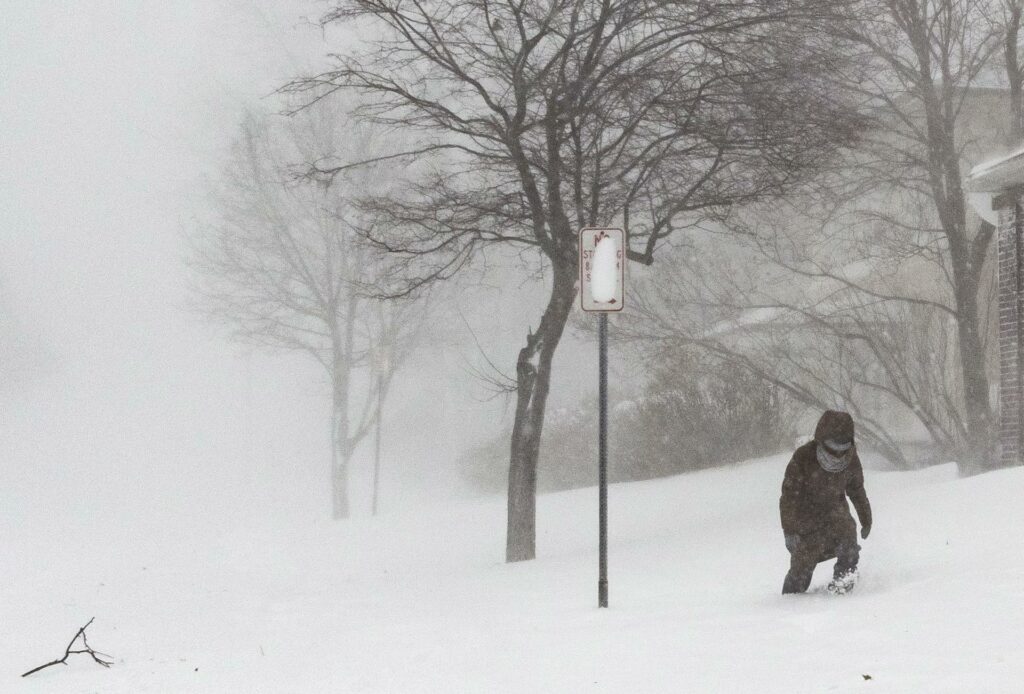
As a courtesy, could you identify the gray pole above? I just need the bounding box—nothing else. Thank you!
[598,312,609,608]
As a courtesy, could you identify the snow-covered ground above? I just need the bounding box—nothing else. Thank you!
[4,455,1022,693]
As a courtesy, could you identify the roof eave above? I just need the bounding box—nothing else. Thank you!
[968,149,1024,192]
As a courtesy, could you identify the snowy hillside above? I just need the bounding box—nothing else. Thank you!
[4,456,1022,693]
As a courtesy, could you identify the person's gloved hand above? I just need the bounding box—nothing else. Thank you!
[784,533,800,553]
[861,522,871,540]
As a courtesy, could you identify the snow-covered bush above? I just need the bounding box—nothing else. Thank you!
[459,352,798,493]
[614,357,795,482]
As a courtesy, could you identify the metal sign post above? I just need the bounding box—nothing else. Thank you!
[580,228,624,609]
[598,311,608,608]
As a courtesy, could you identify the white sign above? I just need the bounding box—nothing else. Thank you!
[579,228,624,312]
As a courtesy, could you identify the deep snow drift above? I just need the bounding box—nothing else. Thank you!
[4,455,1022,693]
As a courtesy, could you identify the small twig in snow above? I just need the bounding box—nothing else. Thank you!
[21,618,114,678]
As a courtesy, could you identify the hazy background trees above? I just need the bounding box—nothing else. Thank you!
[460,347,798,494]
[281,0,867,561]
[7,0,1024,570]
[188,106,424,519]
[181,0,1024,532]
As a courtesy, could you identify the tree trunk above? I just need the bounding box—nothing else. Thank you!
[372,373,383,516]
[939,190,994,475]
[331,400,351,520]
[920,84,994,474]
[1007,3,1023,143]
[331,360,352,519]
[506,261,577,562]
[952,271,994,476]
[330,291,359,520]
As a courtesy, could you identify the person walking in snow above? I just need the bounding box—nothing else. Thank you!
[780,410,872,595]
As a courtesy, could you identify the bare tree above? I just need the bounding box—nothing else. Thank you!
[627,0,1024,474]
[626,225,967,468]
[1002,0,1024,140]
[839,0,1005,472]
[282,0,865,560]
[189,109,422,519]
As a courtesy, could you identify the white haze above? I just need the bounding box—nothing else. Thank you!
[0,1,599,538]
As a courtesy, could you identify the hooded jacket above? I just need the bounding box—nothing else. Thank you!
[779,410,872,537]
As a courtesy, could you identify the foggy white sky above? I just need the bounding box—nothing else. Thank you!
[1,2,330,526]
[0,2,602,529]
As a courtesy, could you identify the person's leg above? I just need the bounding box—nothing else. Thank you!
[782,541,820,594]
[832,516,860,579]
[782,561,814,594]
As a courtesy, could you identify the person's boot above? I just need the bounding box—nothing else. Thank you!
[826,568,858,595]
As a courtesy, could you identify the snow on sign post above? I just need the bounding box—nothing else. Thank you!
[579,228,624,609]
[580,229,624,311]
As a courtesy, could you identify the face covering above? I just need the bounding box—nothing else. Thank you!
[816,439,853,473]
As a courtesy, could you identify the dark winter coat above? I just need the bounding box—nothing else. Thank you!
[779,412,872,538]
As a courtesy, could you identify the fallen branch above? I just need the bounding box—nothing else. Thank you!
[21,618,113,678]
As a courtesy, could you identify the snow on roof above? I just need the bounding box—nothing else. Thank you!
[702,258,901,340]
[837,258,874,283]
[703,306,791,338]
[968,145,1024,191]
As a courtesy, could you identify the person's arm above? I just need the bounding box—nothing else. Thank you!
[779,455,808,536]
[846,453,872,538]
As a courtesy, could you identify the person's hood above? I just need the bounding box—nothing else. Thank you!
[814,410,855,447]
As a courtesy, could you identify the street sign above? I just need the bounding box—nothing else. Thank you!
[580,228,624,312]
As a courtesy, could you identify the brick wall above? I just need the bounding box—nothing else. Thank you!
[997,195,1023,466]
